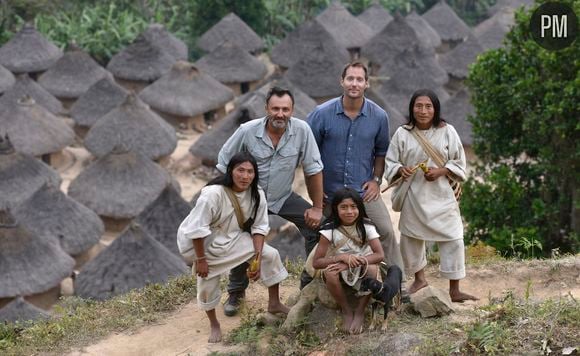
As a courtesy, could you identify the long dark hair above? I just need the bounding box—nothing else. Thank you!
[406,88,443,129]
[327,188,370,245]
[207,151,260,218]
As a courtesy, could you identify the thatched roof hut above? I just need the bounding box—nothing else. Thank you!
[316,1,373,51]
[442,88,474,146]
[0,23,62,74]
[475,7,514,50]
[423,1,471,43]
[197,12,264,54]
[0,209,75,299]
[0,297,50,323]
[366,88,407,137]
[84,93,177,160]
[0,96,75,157]
[139,61,234,118]
[375,77,450,117]
[135,184,191,256]
[37,45,110,99]
[140,23,188,60]
[67,148,172,219]
[488,0,533,16]
[270,19,349,70]
[0,74,63,115]
[0,135,61,210]
[75,223,188,300]
[69,76,128,128]
[405,11,442,50]
[440,33,484,79]
[12,182,103,256]
[357,2,393,35]
[0,64,15,94]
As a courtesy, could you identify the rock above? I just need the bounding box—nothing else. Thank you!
[281,279,319,330]
[256,312,284,326]
[370,332,424,354]
[410,286,454,317]
[317,284,338,309]
[308,303,340,340]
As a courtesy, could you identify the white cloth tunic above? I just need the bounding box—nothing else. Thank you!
[385,124,466,242]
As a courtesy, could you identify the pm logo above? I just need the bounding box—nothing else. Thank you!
[530,2,578,50]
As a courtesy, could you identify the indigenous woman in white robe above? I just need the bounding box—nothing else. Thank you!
[177,152,289,343]
[385,89,477,302]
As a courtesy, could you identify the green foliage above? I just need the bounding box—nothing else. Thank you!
[192,0,268,36]
[463,0,580,257]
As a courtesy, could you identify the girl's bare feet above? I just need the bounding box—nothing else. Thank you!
[342,310,354,332]
[208,322,222,343]
[350,312,365,334]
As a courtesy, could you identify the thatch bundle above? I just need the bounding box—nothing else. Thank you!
[475,7,515,50]
[0,74,63,115]
[440,34,484,79]
[366,88,407,137]
[0,23,62,73]
[0,297,50,323]
[75,223,188,300]
[84,93,177,160]
[357,2,393,35]
[70,77,128,128]
[422,1,471,42]
[195,41,266,84]
[197,13,264,54]
[0,64,15,94]
[442,88,474,146]
[405,11,442,50]
[316,1,373,50]
[140,23,188,60]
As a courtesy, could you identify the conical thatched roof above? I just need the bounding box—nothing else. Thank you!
[316,1,373,49]
[140,23,188,60]
[375,78,450,116]
[0,96,75,156]
[475,7,514,50]
[271,19,349,69]
[135,184,191,256]
[0,74,63,115]
[0,209,75,298]
[68,149,172,219]
[0,135,61,210]
[139,61,234,117]
[366,88,407,137]
[195,41,267,83]
[13,183,103,256]
[0,64,15,94]
[70,77,128,128]
[197,13,264,54]
[357,2,393,35]
[442,88,474,145]
[106,35,177,82]
[488,0,533,16]
[37,45,110,99]
[440,33,484,79]
[0,297,50,323]
[286,44,344,99]
[75,223,188,300]
[0,23,63,73]
[423,1,471,42]
[84,93,177,160]
[405,11,442,50]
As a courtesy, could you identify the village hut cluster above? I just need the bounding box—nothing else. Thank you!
[0,0,531,323]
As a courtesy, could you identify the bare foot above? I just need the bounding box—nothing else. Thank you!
[268,302,290,315]
[450,291,479,303]
[341,311,354,332]
[408,280,428,294]
[208,324,222,343]
[350,312,365,335]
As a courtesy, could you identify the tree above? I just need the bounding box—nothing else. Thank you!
[462,0,579,257]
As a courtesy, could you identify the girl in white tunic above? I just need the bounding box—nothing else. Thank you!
[385,89,477,302]
[312,188,384,334]
[177,152,289,343]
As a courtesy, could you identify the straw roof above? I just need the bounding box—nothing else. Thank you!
[68,149,172,219]
[0,297,50,323]
[75,223,188,300]
[84,93,177,160]
[0,74,63,115]
[270,19,349,69]
[139,61,234,117]
[140,23,188,60]
[0,64,15,94]
[475,7,515,50]
[442,88,474,145]
[357,2,393,35]
[405,11,442,50]
[0,96,75,156]
[13,183,103,256]
[135,184,191,256]
[366,88,407,137]
[106,35,177,82]
[423,1,471,42]
[316,1,374,49]
[37,45,110,99]
[0,209,75,298]
[0,135,61,210]
[197,13,264,54]
[375,78,450,116]
[195,41,267,83]
[488,0,534,16]
[70,76,128,128]
[440,33,484,79]
[0,23,62,73]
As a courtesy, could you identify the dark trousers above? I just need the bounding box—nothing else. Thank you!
[227,192,320,293]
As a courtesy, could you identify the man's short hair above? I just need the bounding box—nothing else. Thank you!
[265,86,295,107]
[341,61,369,81]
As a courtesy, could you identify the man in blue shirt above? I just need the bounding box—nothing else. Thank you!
[307,61,404,276]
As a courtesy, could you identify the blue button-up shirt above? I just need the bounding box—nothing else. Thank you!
[217,117,323,213]
[307,97,390,201]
